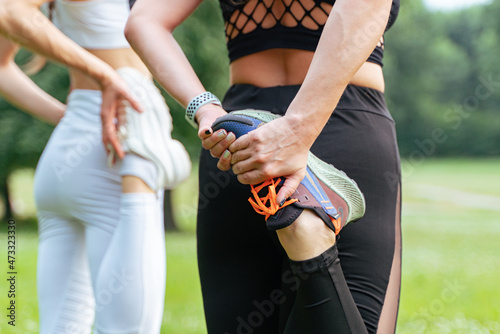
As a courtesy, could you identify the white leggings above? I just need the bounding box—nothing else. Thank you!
[34,89,166,333]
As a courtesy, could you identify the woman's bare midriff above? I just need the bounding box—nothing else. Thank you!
[69,48,151,90]
[230,48,385,92]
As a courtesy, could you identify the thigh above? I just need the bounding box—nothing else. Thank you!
[311,106,401,333]
[197,150,288,334]
[37,215,95,334]
[34,103,123,287]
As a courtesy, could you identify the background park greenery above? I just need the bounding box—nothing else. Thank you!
[0,0,499,333]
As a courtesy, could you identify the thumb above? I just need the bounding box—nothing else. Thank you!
[276,171,304,205]
[198,116,215,138]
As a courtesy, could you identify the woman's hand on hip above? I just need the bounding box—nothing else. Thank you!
[101,73,144,161]
[229,116,311,204]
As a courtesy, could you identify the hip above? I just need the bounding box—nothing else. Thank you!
[34,89,120,213]
[217,83,400,181]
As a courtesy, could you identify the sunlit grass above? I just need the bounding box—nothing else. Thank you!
[1,158,499,333]
[397,158,500,334]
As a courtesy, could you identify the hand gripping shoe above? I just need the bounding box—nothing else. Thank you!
[212,110,366,235]
[116,67,191,190]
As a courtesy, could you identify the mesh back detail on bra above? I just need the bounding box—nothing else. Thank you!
[219,0,400,65]
[225,0,332,40]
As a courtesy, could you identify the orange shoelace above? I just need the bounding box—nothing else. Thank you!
[248,178,298,220]
[331,216,342,236]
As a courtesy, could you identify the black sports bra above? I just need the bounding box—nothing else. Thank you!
[219,0,400,66]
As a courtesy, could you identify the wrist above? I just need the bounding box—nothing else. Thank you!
[185,91,221,128]
[195,103,222,124]
[283,113,321,149]
[91,62,118,90]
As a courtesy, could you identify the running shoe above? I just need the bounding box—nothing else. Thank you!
[116,67,191,190]
[212,109,365,235]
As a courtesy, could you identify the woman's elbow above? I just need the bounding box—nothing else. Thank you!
[124,15,141,44]
[0,3,10,31]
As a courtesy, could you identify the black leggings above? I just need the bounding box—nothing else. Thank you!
[197,84,402,334]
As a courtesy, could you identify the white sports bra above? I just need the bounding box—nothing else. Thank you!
[51,0,130,50]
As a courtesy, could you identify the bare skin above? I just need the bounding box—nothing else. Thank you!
[230,51,383,261]
[227,51,385,261]
[126,0,392,259]
[70,49,154,194]
[0,35,65,124]
[0,0,154,194]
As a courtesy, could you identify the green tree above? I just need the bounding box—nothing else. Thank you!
[384,0,500,157]
[163,0,229,157]
[0,50,68,219]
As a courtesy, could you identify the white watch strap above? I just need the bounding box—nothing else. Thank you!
[185,92,222,128]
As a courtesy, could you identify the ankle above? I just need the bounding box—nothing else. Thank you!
[122,175,155,193]
[276,210,336,261]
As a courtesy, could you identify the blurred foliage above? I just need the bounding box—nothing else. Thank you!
[384,0,500,156]
[0,55,68,181]
[1,0,499,217]
[165,0,229,157]
[0,51,68,218]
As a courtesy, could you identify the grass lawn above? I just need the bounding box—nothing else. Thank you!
[1,158,499,333]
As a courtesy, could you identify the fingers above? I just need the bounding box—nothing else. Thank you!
[228,132,250,153]
[101,102,124,160]
[201,129,225,150]
[213,132,236,157]
[197,103,227,138]
[198,117,215,140]
[106,144,117,169]
[201,130,236,158]
[123,90,145,113]
[117,102,128,131]
[217,150,232,171]
[198,127,213,140]
[235,169,268,186]
[230,144,253,167]
[104,127,124,160]
[276,172,304,204]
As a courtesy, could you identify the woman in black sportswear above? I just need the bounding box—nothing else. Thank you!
[123,0,402,333]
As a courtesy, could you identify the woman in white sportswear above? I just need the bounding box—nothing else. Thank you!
[0,1,191,333]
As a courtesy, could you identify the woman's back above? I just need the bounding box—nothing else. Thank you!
[51,0,149,90]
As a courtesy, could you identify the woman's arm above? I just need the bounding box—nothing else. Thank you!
[126,0,392,202]
[0,0,144,157]
[0,0,116,90]
[229,0,393,203]
[0,35,64,124]
[125,0,229,149]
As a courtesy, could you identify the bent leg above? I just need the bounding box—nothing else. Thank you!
[277,211,368,334]
[93,155,166,334]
